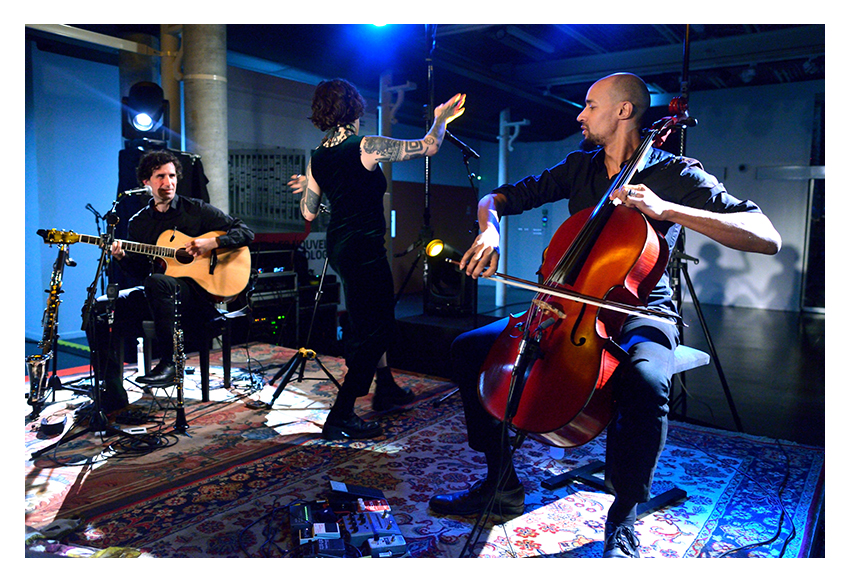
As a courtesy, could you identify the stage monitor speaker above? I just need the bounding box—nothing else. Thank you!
[424,255,475,317]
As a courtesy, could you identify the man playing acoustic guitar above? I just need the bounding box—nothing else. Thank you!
[86,150,253,412]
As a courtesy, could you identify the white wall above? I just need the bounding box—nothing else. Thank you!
[26,41,125,343]
[471,80,824,312]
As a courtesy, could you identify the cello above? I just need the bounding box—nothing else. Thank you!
[477,106,693,449]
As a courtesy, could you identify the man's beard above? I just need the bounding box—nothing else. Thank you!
[579,137,602,151]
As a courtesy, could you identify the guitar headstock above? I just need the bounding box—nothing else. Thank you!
[37,229,80,245]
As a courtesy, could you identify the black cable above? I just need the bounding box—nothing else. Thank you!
[669,432,796,557]
[238,501,293,557]
[458,421,523,558]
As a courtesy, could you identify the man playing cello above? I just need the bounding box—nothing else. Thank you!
[428,72,781,558]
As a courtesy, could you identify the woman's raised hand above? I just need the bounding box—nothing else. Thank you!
[435,93,466,125]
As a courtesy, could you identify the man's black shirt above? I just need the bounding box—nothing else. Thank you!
[118,195,254,282]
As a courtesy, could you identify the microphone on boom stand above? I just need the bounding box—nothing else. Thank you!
[118,185,153,198]
[444,130,480,159]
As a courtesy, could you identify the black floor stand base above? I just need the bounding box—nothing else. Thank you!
[541,460,687,519]
[248,347,342,410]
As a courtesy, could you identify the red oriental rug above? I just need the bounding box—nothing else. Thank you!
[24,343,824,559]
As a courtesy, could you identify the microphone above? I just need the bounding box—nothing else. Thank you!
[118,185,153,198]
[444,130,480,159]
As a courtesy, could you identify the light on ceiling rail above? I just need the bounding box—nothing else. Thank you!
[122,81,169,142]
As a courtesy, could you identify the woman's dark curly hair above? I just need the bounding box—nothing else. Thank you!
[136,150,183,184]
[309,79,366,131]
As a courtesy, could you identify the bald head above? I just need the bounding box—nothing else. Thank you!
[597,72,650,124]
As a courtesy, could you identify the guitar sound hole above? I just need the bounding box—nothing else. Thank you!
[174,249,194,265]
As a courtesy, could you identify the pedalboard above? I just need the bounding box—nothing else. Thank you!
[289,482,408,558]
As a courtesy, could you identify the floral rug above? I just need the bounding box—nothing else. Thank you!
[24,344,824,559]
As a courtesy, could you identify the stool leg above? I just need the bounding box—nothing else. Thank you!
[199,340,210,402]
[222,320,232,389]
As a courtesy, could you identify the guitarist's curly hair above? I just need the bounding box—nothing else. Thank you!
[136,150,183,184]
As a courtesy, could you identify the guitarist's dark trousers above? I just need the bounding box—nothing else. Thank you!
[86,274,219,410]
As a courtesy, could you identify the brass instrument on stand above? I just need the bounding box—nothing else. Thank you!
[27,242,72,417]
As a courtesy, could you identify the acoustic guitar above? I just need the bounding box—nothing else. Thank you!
[38,228,251,302]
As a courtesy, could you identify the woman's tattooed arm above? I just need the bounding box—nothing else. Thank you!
[299,160,321,221]
[361,135,436,163]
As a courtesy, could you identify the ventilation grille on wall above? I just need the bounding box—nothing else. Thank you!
[228,148,306,233]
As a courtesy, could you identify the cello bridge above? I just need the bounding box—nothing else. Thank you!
[532,299,566,320]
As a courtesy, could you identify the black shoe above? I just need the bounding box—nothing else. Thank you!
[74,388,129,418]
[603,522,641,558]
[322,411,383,440]
[137,360,176,386]
[372,379,416,412]
[429,479,525,521]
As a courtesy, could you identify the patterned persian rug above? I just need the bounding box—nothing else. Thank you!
[24,344,824,559]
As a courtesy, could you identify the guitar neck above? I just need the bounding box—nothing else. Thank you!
[78,233,176,259]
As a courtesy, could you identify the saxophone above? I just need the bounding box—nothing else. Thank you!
[173,295,189,432]
[27,244,70,414]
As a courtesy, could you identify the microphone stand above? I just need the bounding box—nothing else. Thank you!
[32,203,152,459]
[459,319,544,558]
[248,206,343,410]
[86,203,106,295]
[395,25,438,306]
[395,28,481,310]
[665,24,742,432]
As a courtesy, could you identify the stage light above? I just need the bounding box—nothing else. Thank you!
[424,239,475,317]
[425,239,445,258]
[122,81,168,141]
[132,112,155,132]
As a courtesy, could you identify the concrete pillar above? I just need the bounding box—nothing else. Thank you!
[160,25,182,151]
[182,24,229,212]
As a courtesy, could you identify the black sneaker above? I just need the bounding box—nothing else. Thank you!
[603,522,641,558]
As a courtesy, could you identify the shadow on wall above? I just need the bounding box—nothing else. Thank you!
[690,242,801,310]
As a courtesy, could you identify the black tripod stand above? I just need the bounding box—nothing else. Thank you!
[249,252,342,410]
[668,232,743,431]
[393,224,433,304]
[31,207,153,460]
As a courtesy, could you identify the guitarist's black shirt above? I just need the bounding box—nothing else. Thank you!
[117,195,254,283]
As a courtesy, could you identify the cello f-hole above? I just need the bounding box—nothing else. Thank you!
[570,303,588,347]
